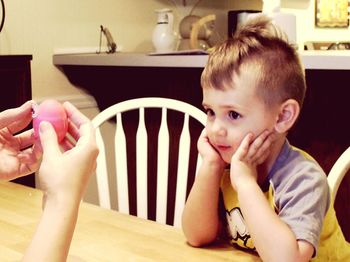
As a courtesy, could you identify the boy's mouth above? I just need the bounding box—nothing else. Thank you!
[216,144,231,151]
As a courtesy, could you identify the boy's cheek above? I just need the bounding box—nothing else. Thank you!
[205,129,214,145]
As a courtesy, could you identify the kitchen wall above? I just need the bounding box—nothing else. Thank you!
[0,0,229,203]
[0,1,164,99]
[2,0,349,102]
[0,0,227,101]
[229,0,350,50]
[284,4,350,48]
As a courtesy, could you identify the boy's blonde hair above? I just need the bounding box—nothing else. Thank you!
[201,15,306,108]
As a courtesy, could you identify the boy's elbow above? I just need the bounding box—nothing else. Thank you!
[183,231,217,248]
[186,238,208,248]
[182,214,219,247]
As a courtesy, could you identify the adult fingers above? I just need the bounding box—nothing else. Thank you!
[39,121,61,158]
[67,119,80,141]
[18,148,41,170]
[7,114,33,135]
[60,136,75,152]
[63,101,90,129]
[15,129,35,150]
[63,101,95,146]
[75,121,96,147]
[0,101,34,131]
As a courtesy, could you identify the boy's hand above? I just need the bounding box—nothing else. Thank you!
[230,130,274,190]
[197,128,226,169]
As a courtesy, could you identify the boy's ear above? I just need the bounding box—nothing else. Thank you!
[274,99,300,133]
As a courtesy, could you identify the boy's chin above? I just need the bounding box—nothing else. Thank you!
[223,158,231,165]
[221,154,233,164]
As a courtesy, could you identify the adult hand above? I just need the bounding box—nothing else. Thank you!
[0,101,41,180]
[37,101,99,205]
[23,102,98,262]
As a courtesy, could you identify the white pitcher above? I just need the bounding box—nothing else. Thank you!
[152,8,176,53]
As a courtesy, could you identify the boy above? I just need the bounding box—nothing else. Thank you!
[182,15,350,261]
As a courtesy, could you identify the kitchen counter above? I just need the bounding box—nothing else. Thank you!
[300,50,350,70]
[53,50,350,70]
[53,52,208,68]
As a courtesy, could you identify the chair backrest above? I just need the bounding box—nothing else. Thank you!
[327,146,350,199]
[92,97,206,228]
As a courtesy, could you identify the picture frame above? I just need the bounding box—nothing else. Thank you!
[315,0,349,28]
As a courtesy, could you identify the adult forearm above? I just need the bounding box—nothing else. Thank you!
[22,196,81,262]
[182,163,223,246]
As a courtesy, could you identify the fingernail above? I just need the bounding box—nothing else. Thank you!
[31,103,39,118]
[39,121,50,133]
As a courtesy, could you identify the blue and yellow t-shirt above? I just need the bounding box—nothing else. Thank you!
[220,141,350,261]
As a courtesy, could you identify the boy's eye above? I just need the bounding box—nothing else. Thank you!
[205,108,214,117]
[229,111,241,120]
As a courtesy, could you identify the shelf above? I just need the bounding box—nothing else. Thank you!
[53,51,350,70]
[53,52,208,68]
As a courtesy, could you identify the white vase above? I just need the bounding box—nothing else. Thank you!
[152,9,176,53]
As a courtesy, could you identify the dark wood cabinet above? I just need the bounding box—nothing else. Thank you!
[0,55,34,187]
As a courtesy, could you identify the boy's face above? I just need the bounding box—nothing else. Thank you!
[202,70,280,164]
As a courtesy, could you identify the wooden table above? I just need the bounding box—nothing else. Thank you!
[0,181,261,261]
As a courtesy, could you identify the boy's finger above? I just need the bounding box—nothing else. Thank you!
[200,128,207,138]
[234,133,253,160]
[39,121,61,157]
[247,130,270,158]
[251,131,275,163]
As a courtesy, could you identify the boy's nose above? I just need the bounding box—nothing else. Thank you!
[212,119,227,136]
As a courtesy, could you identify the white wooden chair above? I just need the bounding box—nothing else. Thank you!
[327,146,350,199]
[91,97,206,228]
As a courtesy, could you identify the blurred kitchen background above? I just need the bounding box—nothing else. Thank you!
[1,0,349,102]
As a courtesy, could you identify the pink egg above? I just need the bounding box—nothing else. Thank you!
[33,100,68,142]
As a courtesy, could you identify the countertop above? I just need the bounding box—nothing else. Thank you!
[52,50,350,70]
[53,52,208,68]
